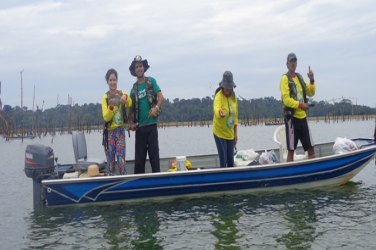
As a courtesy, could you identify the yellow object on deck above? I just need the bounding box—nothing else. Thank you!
[168,159,192,171]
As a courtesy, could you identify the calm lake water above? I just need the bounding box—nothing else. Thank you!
[1,120,375,249]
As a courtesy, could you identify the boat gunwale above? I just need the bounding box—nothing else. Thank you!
[42,144,376,185]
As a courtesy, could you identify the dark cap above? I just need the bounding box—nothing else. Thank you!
[287,52,297,62]
[219,71,236,89]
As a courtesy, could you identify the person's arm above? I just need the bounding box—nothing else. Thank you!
[102,94,115,122]
[234,125,238,145]
[128,90,136,130]
[234,97,238,144]
[155,91,164,114]
[306,66,316,97]
[234,96,239,125]
[306,79,316,97]
[148,78,164,117]
[120,91,132,108]
[128,107,136,131]
[148,91,164,117]
[213,92,224,118]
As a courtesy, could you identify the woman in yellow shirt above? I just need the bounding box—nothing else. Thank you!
[212,71,238,167]
[101,68,132,175]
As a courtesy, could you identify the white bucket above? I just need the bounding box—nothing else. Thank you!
[176,156,187,171]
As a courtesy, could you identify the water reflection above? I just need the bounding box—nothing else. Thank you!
[25,204,163,249]
[24,182,362,249]
[210,197,241,249]
[130,205,162,249]
[100,206,135,249]
[26,207,104,249]
[276,198,317,249]
[276,184,360,249]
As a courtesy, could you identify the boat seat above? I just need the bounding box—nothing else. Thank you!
[72,131,106,171]
[273,125,308,162]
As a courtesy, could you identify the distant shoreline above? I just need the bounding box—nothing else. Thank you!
[2,114,374,138]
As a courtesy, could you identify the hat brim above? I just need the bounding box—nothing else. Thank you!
[129,60,150,77]
[90,173,105,177]
[80,172,105,178]
[88,170,105,177]
[219,80,236,89]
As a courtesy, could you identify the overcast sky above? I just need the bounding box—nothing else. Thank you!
[1,0,375,110]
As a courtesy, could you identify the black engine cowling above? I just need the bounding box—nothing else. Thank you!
[25,144,55,180]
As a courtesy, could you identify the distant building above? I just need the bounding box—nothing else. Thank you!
[0,98,2,111]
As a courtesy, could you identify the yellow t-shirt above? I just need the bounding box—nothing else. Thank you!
[101,90,132,130]
[212,90,238,140]
[280,74,316,119]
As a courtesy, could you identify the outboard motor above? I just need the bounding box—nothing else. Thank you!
[25,144,55,209]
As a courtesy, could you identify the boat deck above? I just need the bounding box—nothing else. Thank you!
[57,139,370,176]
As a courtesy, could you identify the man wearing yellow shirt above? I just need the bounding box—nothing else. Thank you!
[213,71,238,167]
[280,53,316,162]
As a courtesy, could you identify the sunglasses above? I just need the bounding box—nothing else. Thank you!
[289,59,297,63]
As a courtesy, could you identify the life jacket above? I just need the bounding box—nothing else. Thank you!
[283,72,307,118]
[215,86,221,95]
[215,87,236,96]
[131,77,158,124]
[102,90,128,150]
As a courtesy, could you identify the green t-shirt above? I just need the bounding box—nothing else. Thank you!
[130,77,161,126]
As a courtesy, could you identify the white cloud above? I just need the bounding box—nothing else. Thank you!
[0,0,376,109]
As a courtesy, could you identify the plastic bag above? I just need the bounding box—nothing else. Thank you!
[235,149,258,161]
[333,137,358,154]
[259,150,279,164]
[234,149,259,167]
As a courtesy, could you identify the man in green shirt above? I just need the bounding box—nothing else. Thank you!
[129,55,164,173]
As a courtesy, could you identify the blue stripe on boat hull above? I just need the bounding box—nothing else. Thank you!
[43,149,375,206]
